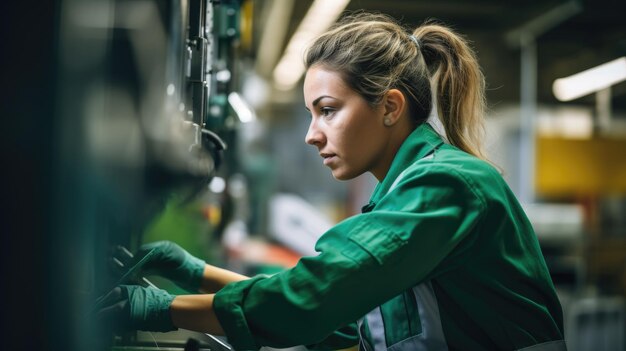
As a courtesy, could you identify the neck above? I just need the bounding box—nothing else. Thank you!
[372,122,414,182]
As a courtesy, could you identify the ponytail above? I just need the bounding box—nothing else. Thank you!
[414,23,487,160]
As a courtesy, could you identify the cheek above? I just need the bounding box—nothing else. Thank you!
[331,105,383,159]
[339,121,378,160]
[333,121,360,152]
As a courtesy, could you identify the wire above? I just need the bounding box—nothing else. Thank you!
[148,332,160,349]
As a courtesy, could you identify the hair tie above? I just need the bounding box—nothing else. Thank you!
[409,35,421,50]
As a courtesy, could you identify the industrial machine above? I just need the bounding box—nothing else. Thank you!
[50,0,244,349]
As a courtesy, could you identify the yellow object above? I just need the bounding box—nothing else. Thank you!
[536,135,626,196]
[239,0,254,52]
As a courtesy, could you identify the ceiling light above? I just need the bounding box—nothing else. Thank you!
[272,0,350,91]
[553,57,626,101]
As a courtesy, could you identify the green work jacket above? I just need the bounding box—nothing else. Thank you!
[214,123,566,351]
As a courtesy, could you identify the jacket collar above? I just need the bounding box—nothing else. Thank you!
[365,123,444,209]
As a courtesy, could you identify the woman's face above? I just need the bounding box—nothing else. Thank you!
[303,65,391,181]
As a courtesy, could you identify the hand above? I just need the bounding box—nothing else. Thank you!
[135,241,206,293]
[97,285,177,332]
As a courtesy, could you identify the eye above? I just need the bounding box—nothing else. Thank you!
[320,107,335,118]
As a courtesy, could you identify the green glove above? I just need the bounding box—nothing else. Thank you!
[97,285,176,332]
[135,241,206,293]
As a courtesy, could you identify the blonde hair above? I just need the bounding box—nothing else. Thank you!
[305,12,487,160]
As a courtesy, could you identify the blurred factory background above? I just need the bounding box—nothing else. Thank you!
[2,0,626,350]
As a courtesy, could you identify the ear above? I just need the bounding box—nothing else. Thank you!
[382,89,406,126]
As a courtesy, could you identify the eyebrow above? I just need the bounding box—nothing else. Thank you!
[305,95,332,111]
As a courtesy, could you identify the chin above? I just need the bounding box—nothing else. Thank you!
[331,169,360,181]
[332,174,349,181]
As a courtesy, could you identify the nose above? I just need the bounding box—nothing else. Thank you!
[305,119,324,146]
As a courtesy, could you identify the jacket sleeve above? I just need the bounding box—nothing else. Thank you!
[213,164,486,350]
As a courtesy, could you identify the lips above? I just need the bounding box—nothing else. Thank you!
[320,153,336,165]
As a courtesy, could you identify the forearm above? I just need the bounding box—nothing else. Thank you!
[199,264,248,293]
[170,294,225,335]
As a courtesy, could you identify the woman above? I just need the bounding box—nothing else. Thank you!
[101,12,566,351]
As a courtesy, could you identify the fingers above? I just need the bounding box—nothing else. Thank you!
[94,287,132,332]
[137,241,163,254]
[133,242,169,273]
[93,287,124,311]
[97,300,129,326]
[131,241,193,287]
